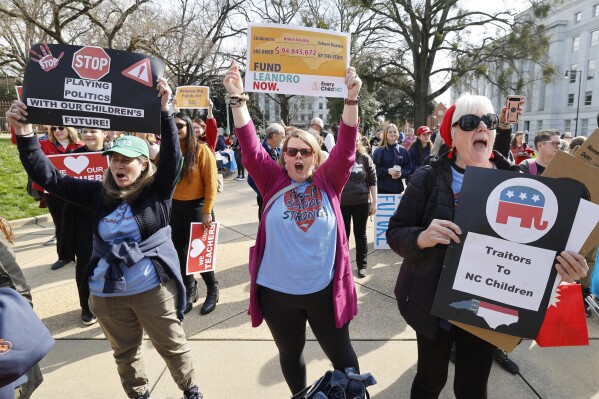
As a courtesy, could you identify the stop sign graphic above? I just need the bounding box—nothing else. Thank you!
[72,46,111,80]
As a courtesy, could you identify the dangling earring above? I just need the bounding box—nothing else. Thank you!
[448,146,454,159]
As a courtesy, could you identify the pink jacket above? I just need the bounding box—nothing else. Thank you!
[236,119,359,328]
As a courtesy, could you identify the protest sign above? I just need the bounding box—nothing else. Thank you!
[374,194,402,249]
[47,153,108,181]
[431,167,583,338]
[245,23,350,98]
[21,43,165,134]
[15,86,22,100]
[175,86,210,109]
[186,222,219,274]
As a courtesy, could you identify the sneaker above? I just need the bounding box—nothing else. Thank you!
[81,309,97,326]
[449,342,456,364]
[239,176,245,180]
[182,386,203,399]
[494,348,519,374]
[358,268,367,278]
[44,235,57,246]
[50,259,71,270]
[235,175,242,180]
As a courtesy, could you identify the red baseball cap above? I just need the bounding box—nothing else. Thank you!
[416,126,432,135]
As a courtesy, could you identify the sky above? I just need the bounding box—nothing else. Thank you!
[433,0,533,105]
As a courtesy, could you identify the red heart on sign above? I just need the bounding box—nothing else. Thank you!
[284,184,323,232]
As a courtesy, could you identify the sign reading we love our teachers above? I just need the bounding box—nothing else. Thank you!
[245,23,350,98]
[186,222,219,274]
[47,152,108,181]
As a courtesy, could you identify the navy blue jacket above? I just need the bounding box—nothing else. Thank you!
[372,144,413,194]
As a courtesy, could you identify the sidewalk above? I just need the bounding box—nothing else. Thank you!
[11,178,599,399]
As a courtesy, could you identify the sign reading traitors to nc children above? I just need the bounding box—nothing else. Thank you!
[245,23,350,98]
[21,42,165,134]
[431,167,584,339]
[186,222,220,275]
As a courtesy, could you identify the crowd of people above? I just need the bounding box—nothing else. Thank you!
[3,63,598,399]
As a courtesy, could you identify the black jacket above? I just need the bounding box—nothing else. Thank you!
[386,150,519,339]
[16,112,187,317]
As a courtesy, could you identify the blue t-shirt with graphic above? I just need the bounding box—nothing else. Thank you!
[257,181,337,294]
[89,203,160,296]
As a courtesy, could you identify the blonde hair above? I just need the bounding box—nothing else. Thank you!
[102,156,157,207]
[279,129,323,181]
[48,126,79,145]
[0,216,14,244]
[381,124,399,147]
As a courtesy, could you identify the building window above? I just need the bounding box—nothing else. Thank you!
[582,119,589,135]
[592,30,599,47]
[585,91,593,105]
[575,12,582,23]
[319,103,323,109]
[570,64,578,83]
[565,120,571,132]
[573,36,580,51]
[589,60,596,79]
[595,4,599,17]
[568,93,575,106]
[537,120,543,130]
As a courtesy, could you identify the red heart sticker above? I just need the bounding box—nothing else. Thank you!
[284,184,323,232]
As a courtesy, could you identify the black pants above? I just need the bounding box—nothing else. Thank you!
[170,199,217,291]
[45,193,75,261]
[340,203,369,270]
[258,283,359,395]
[256,195,264,221]
[61,203,92,310]
[411,327,496,399]
[234,150,244,177]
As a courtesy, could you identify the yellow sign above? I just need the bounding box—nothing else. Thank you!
[175,86,210,109]
[246,23,350,98]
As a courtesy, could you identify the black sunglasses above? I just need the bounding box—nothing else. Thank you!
[452,113,499,131]
[51,126,65,131]
[175,123,187,130]
[285,147,314,157]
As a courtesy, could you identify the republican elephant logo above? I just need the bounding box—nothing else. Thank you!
[486,178,558,244]
[496,186,548,230]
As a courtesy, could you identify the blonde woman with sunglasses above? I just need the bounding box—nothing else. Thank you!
[34,125,83,271]
[224,61,363,395]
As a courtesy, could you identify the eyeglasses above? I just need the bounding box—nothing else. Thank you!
[285,147,314,157]
[452,113,499,131]
[51,126,65,131]
[541,140,561,148]
[175,123,186,130]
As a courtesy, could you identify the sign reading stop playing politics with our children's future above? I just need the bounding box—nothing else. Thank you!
[21,42,165,134]
[47,152,109,181]
[431,167,584,338]
[374,194,402,250]
[246,23,350,98]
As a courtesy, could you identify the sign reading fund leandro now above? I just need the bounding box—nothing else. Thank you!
[431,167,583,338]
[22,43,165,134]
[246,23,350,98]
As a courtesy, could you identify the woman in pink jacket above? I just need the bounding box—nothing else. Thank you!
[224,61,363,395]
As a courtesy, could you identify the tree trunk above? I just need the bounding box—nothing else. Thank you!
[412,62,430,127]
[277,94,290,125]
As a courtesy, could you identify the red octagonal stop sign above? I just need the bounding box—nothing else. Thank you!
[72,46,111,81]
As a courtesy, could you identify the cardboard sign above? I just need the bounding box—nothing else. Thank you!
[245,23,350,98]
[47,152,108,181]
[431,167,583,338]
[186,222,219,274]
[21,43,165,134]
[374,194,402,249]
[175,86,209,109]
[544,128,599,256]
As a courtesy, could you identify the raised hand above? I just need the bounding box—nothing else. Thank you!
[5,100,33,135]
[223,61,244,95]
[156,78,172,111]
[30,42,64,72]
[346,67,362,100]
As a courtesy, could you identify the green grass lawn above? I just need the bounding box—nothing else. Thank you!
[0,138,49,220]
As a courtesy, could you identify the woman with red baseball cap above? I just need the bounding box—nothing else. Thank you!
[407,125,434,169]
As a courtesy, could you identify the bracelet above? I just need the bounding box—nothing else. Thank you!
[344,97,359,106]
[226,93,250,108]
[498,122,511,129]
[19,132,35,138]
